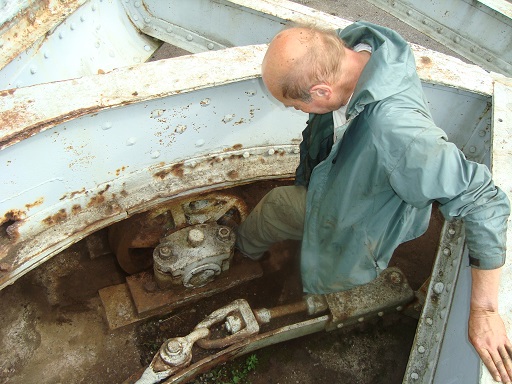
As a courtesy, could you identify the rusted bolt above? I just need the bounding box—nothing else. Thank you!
[411,372,419,380]
[418,345,426,354]
[188,229,205,247]
[225,314,243,334]
[389,271,402,284]
[426,317,433,325]
[217,227,231,241]
[443,248,451,256]
[207,43,214,50]
[165,339,183,355]
[159,246,173,259]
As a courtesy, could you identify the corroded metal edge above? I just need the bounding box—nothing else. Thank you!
[0,0,86,71]
[0,146,298,290]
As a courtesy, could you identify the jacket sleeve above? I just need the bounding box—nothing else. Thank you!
[385,110,510,270]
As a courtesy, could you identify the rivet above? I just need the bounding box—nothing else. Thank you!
[126,137,137,146]
[422,19,428,25]
[268,148,275,155]
[30,66,37,74]
[358,317,364,322]
[188,160,197,168]
[337,323,344,329]
[186,34,193,41]
[243,152,250,158]
[418,345,426,354]
[407,10,412,15]
[166,26,173,33]
[433,282,444,294]
[396,306,403,311]
[207,43,214,50]
[378,311,384,317]
[44,51,50,59]
[454,36,461,43]
[411,372,419,380]
[426,317,433,325]
[443,247,451,256]
[487,56,493,62]
[470,46,476,53]
[436,27,443,33]
[109,50,115,58]
[70,23,76,31]
[92,4,97,11]
[144,45,151,52]
[133,14,139,21]
[59,31,65,39]
[391,1,396,6]
[469,146,476,153]
[134,1,141,6]
[448,228,455,235]
[103,122,113,130]
[293,148,300,154]
[151,151,160,159]
[195,139,205,147]
[440,308,447,319]
[80,16,86,22]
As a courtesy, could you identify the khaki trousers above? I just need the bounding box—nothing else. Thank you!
[235,185,307,259]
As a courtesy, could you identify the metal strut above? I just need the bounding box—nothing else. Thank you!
[128,267,415,384]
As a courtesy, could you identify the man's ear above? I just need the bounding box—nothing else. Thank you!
[310,84,332,99]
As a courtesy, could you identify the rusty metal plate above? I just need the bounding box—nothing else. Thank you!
[127,256,263,317]
[324,268,415,331]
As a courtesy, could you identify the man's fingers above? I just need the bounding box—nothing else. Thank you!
[498,346,512,383]
[480,348,502,382]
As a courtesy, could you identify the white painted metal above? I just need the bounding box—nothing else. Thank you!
[0,0,160,89]
[366,0,512,76]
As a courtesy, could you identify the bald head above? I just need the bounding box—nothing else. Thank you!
[262,26,346,103]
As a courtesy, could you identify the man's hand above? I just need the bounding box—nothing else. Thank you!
[470,268,512,383]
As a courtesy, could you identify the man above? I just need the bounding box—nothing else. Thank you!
[236,22,512,382]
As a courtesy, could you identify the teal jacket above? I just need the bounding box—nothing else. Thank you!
[297,22,510,294]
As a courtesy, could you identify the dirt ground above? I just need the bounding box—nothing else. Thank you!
[0,1,456,383]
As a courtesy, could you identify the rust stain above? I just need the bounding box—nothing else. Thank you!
[0,89,15,97]
[420,56,432,67]
[2,210,25,225]
[88,194,105,208]
[132,91,138,96]
[171,163,184,178]
[72,204,82,215]
[115,166,127,177]
[60,187,86,201]
[99,184,111,195]
[227,170,239,179]
[43,209,67,226]
[25,197,44,210]
[154,169,172,179]
[120,190,128,197]
[98,69,105,75]
[224,144,243,151]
